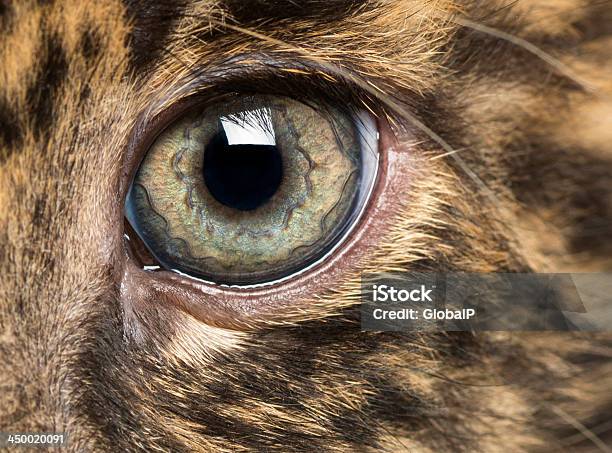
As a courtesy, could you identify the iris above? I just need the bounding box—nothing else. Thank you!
[126,95,378,285]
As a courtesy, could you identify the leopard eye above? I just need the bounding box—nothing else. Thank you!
[126,95,378,286]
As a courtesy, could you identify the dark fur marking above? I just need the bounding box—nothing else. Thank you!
[32,195,47,229]
[0,0,11,30]
[444,6,586,93]
[445,27,572,89]
[72,310,168,451]
[25,31,68,141]
[77,316,432,451]
[0,98,23,157]
[80,27,103,61]
[575,2,612,41]
[221,0,368,23]
[511,143,612,257]
[123,0,187,71]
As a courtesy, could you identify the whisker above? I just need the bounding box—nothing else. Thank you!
[560,419,612,447]
[549,405,612,453]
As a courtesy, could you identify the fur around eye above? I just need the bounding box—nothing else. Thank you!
[4,0,612,451]
[126,94,378,285]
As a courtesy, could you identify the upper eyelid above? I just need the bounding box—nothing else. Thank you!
[143,53,381,119]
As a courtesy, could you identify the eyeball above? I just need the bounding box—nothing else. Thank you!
[126,95,378,285]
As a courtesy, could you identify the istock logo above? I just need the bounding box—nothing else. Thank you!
[372,284,435,303]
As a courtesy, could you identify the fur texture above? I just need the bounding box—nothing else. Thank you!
[1,0,611,451]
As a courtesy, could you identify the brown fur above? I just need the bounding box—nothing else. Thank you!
[1,0,611,451]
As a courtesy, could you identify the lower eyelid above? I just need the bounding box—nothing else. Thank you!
[120,118,420,329]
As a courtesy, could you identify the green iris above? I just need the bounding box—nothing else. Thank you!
[126,95,378,285]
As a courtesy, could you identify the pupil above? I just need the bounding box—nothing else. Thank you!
[203,121,283,211]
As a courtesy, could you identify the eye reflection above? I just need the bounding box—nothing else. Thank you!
[126,95,378,285]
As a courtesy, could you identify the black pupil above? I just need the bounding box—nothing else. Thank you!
[203,121,283,211]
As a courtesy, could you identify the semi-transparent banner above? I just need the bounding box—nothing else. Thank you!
[360,273,612,331]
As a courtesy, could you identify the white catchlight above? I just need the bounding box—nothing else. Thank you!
[220,107,276,146]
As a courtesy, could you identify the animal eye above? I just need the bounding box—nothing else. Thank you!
[126,95,378,285]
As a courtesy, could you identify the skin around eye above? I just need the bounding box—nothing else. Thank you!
[126,95,378,285]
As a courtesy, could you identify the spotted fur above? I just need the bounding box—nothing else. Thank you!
[1,0,611,451]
